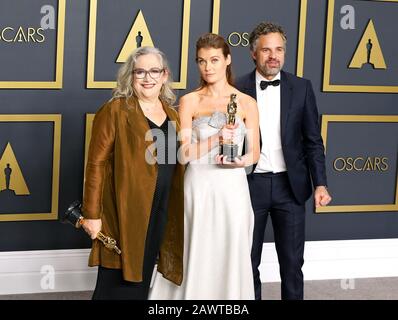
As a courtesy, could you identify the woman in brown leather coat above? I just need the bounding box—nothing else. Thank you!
[81,46,184,299]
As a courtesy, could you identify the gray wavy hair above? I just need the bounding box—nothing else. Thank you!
[111,46,176,105]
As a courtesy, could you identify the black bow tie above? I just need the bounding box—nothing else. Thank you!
[260,79,280,90]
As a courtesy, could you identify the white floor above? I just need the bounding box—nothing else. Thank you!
[1,278,398,300]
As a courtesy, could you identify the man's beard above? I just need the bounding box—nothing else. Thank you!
[259,60,282,78]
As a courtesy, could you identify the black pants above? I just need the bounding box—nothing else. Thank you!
[248,172,305,300]
[92,190,169,300]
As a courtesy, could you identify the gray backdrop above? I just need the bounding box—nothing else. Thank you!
[0,0,397,251]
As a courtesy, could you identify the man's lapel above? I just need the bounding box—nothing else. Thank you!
[244,70,257,100]
[280,71,293,142]
[247,70,261,170]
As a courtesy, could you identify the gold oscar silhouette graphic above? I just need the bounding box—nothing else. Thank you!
[117,10,154,62]
[349,19,387,69]
[0,143,30,195]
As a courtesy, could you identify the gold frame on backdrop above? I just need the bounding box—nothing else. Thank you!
[86,0,191,89]
[297,0,308,77]
[317,115,398,213]
[0,115,61,221]
[212,0,221,34]
[211,0,308,77]
[0,0,66,89]
[323,0,398,93]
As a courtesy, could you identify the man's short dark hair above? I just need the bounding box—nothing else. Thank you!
[249,22,287,51]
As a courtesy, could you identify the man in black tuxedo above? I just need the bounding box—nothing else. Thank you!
[236,22,332,300]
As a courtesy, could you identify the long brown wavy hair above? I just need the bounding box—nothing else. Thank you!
[195,33,234,89]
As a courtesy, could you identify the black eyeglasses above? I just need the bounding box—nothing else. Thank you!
[133,68,164,79]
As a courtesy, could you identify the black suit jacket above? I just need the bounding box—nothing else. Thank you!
[235,70,327,204]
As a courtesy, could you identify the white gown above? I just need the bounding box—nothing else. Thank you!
[149,112,255,300]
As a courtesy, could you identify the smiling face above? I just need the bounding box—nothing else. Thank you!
[196,47,231,85]
[132,53,168,101]
[251,32,286,79]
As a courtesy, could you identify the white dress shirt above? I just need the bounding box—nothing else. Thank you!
[254,71,287,173]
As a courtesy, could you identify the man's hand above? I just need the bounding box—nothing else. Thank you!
[314,186,332,208]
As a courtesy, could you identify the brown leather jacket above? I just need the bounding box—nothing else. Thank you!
[82,97,184,285]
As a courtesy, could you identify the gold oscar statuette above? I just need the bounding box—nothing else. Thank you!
[62,201,121,255]
[220,93,239,162]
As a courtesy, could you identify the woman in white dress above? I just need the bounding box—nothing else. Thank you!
[149,33,260,300]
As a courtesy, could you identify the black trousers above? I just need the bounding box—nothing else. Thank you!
[92,185,169,300]
[248,172,305,300]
